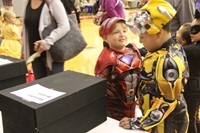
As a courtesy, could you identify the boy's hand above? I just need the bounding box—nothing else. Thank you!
[119,117,131,129]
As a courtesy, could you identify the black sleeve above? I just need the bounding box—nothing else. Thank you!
[184,44,200,58]
[139,47,147,57]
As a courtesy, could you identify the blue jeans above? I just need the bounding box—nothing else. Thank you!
[32,56,64,79]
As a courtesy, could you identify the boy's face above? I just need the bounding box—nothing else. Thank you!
[191,19,200,43]
[139,32,161,51]
[103,23,128,51]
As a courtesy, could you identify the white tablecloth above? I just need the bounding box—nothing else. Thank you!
[87,117,148,133]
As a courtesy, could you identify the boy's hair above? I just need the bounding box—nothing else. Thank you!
[99,17,126,37]
[180,23,192,44]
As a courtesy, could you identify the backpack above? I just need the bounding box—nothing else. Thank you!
[92,0,100,15]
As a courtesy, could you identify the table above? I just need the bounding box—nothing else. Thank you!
[87,117,148,133]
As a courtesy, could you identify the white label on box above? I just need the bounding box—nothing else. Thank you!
[0,58,12,66]
[10,84,66,104]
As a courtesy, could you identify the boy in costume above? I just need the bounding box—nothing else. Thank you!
[95,17,142,120]
[119,0,189,132]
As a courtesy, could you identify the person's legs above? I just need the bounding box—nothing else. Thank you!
[32,58,64,79]
[184,92,199,133]
[32,57,48,79]
[48,61,64,75]
[76,11,81,28]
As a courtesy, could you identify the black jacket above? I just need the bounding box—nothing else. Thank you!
[184,42,200,77]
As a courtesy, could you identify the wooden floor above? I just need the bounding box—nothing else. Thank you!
[64,11,143,76]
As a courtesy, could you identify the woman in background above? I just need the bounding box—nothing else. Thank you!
[22,0,70,79]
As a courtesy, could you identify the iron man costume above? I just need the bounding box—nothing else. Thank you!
[131,39,189,132]
[95,44,142,120]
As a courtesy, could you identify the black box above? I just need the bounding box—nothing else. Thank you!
[0,70,107,133]
[0,55,27,90]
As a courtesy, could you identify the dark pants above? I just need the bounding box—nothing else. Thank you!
[184,90,200,133]
[32,56,64,79]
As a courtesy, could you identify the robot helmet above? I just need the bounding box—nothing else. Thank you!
[126,0,176,35]
[99,17,125,37]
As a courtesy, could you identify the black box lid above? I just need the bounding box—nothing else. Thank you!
[0,55,27,80]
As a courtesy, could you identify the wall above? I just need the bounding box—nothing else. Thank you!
[13,0,23,17]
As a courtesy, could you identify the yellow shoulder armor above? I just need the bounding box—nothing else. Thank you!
[156,53,187,101]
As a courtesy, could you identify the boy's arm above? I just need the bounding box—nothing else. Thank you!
[139,47,147,57]
[135,98,178,130]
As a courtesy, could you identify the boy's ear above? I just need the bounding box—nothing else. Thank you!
[156,28,165,37]
[156,30,162,38]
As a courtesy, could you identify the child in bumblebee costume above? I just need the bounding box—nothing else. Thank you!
[94,17,142,120]
[119,0,189,132]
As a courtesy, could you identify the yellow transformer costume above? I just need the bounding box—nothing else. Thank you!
[125,0,190,132]
[131,39,189,133]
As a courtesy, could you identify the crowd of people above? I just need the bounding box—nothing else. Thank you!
[0,0,199,132]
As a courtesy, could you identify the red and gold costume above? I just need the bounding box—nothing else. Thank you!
[95,43,142,120]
